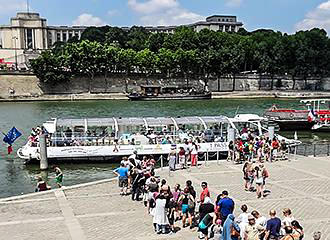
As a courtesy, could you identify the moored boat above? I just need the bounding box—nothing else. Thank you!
[128,85,212,101]
[264,99,330,131]
[17,114,299,162]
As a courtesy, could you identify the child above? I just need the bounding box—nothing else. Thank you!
[53,166,63,188]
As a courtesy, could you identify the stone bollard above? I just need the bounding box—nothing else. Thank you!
[39,134,48,170]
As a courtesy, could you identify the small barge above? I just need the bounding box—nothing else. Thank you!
[128,85,211,101]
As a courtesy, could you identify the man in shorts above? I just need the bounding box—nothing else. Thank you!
[113,163,129,195]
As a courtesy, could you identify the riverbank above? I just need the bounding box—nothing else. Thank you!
[1,90,330,102]
[0,155,329,239]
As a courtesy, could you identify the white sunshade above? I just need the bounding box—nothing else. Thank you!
[86,118,115,127]
[117,117,145,126]
[201,116,229,124]
[55,116,229,129]
[144,117,174,126]
[57,118,115,127]
[174,116,204,125]
[57,118,85,127]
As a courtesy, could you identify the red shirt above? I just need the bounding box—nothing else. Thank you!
[272,140,279,149]
[200,187,210,203]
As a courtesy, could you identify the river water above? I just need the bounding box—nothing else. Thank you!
[0,99,329,198]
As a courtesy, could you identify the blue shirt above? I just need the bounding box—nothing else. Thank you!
[218,197,235,218]
[114,167,129,179]
[266,217,281,237]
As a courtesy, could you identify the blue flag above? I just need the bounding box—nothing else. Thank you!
[3,127,22,145]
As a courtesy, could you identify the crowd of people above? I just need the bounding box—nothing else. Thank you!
[242,162,269,199]
[112,151,317,240]
[228,133,289,164]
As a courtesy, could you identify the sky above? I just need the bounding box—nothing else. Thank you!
[0,0,330,34]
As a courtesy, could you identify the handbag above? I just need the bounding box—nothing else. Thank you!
[230,224,240,239]
[188,195,195,208]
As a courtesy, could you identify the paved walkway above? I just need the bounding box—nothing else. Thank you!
[0,155,329,240]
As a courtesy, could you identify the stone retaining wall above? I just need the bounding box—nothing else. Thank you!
[0,72,329,98]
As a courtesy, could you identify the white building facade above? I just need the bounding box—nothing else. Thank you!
[0,12,86,69]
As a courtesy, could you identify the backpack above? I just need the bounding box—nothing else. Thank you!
[262,168,269,178]
[188,194,195,208]
[198,213,213,230]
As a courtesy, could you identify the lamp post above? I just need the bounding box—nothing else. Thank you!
[12,36,18,71]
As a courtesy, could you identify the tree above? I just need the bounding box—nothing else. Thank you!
[136,49,157,84]
[102,45,119,90]
[30,51,72,84]
[156,48,175,77]
[80,26,110,42]
[198,49,216,90]
[172,26,198,51]
[253,31,283,89]
[197,28,218,51]
[281,34,297,89]
[174,48,198,87]
[126,26,149,51]
[147,33,167,52]
[105,27,128,48]
[221,34,244,91]
[65,40,105,92]
[116,48,137,91]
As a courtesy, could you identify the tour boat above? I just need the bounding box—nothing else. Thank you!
[311,110,330,132]
[127,85,212,101]
[17,114,299,161]
[264,99,330,131]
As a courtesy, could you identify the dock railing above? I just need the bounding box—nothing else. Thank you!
[292,142,330,157]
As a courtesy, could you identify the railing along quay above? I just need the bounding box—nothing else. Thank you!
[292,142,330,157]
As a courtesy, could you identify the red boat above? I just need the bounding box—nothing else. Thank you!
[264,99,330,131]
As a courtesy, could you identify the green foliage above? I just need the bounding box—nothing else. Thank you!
[30,50,72,83]
[136,49,157,75]
[80,26,110,43]
[105,27,128,48]
[126,26,149,51]
[30,26,330,86]
[116,48,136,73]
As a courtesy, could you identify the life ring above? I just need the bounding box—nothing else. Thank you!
[289,113,294,119]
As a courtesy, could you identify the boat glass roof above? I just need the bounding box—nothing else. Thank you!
[144,117,174,126]
[201,116,229,124]
[174,117,204,125]
[117,117,145,126]
[55,116,228,127]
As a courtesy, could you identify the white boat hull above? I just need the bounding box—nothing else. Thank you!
[17,142,229,160]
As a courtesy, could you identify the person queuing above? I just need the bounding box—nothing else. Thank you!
[198,196,214,239]
[217,190,235,226]
[113,162,129,195]
[111,154,304,238]
[199,181,210,204]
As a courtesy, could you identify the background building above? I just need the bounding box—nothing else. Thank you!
[0,12,243,70]
[0,12,86,69]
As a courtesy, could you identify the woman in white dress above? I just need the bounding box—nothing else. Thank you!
[168,148,176,171]
[153,193,169,234]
